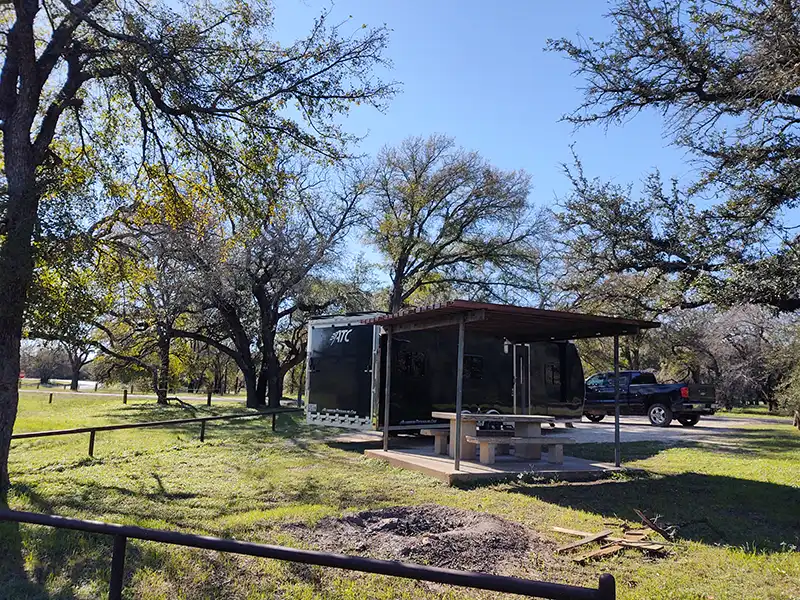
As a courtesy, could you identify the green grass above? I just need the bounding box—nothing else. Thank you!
[715,405,794,420]
[2,395,799,599]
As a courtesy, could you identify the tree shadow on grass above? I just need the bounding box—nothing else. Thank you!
[507,471,800,552]
[326,434,431,455]
[1,495,77,600]
[567,441,682,463]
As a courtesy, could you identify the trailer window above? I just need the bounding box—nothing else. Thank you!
[464,355,484,380]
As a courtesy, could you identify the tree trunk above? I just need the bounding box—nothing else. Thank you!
[388,260,409,313]
[256,366,269,408]
[155,336,170,405]
[389,282,404,313]
[67,347,82,391]
[266,356,283,409]
[261,323,283,408]
[69,365,80,391]
[242,367,265,408]
[0,100,40,492]
[630,345,641,371]
[0,332,23,493]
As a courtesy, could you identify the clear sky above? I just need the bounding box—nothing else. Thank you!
[273,0,698,206]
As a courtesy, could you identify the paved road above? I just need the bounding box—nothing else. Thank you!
[564,414,789,445]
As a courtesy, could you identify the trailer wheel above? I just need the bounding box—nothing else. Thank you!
[677,415,700,427]
[648,403,673,427]
[585,413,605,423]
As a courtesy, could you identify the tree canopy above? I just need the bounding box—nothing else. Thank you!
[363,134,551,312]
[0,0,394,491]
[550,0,800,312]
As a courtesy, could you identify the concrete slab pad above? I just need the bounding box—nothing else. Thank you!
[364,447,623,486]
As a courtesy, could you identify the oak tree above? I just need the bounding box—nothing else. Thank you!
[550,0,800,312]
[364,135,550,312]
[0,0,391,490]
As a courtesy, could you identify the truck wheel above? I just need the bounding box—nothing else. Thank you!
[677,415,700,427]
[648,403,673,427]
[585,413,605,423]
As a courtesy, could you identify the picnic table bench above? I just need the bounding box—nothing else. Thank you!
[420,428,449,455]
[464,435,577,465]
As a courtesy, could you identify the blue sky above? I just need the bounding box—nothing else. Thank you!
[273,0,698,206]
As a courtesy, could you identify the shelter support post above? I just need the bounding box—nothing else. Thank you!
[383,327,393,452]
[454,317,466,471]
[614,335,621,467]
[512,344,517,414]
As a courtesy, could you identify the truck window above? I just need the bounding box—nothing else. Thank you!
[586,374,608,387]
[610,374,631,388]
[630,372,657,385]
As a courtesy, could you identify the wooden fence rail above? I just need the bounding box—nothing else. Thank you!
[11,408,302,457]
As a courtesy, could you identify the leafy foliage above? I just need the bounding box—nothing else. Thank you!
[550,0,800,312]
[363,134,552,311]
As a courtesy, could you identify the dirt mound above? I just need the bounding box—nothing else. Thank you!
[287,504,551,573]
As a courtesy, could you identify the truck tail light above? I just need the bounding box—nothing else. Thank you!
[680,386,690,399]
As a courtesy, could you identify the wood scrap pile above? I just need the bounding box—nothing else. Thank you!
[552,524,669,563]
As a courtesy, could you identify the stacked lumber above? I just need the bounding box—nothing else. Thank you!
[552,526,669,563]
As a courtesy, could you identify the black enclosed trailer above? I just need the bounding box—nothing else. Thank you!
[304,312,586,431]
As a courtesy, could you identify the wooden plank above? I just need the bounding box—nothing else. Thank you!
[556,529,613,553]
[551,526,592,537]
[573,543,625,563]
[551,527,663,549]
[622,529,649,539]
[618,540,665,551]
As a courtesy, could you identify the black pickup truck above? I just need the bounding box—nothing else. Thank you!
[584,370,715,427]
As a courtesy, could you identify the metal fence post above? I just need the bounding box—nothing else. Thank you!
[598,573,616,600]
[207,390,212,406]
[272,413,276,432]
[49,393,53,404]
[88,430,96,457]
[108,534,127,600]
[200,421,206,442]
[123,389,128,405]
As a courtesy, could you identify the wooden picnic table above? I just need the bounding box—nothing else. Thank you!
[431,411,556,459]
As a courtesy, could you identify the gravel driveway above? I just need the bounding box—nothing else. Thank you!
[565,414,789,445]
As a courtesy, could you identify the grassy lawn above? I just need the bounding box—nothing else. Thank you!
[17,382,252,400]
[714,405,795,420]
[2,394,799,599]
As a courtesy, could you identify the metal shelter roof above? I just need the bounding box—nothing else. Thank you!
[362,300,660,342]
